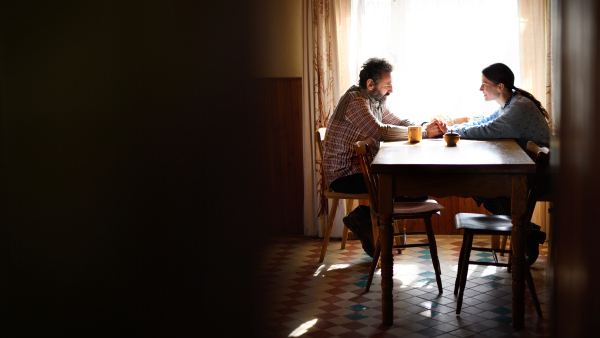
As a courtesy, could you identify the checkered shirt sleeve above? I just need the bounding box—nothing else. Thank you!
[322,90,412,186]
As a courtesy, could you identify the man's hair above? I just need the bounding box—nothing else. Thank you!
[358,58,393,88]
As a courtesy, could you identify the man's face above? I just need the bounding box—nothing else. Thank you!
[368,72,393,102]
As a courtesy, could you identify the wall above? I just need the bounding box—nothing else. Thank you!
[259,78,304,236]
[252,0,302,78]
[0,1,270,336]
[251,0,304,235]
[552,0,600,336]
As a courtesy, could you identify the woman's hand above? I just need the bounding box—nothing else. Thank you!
[453,117,470,124]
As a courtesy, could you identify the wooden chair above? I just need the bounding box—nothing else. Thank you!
[499,141,555,256]
[453,141,550,317]
[353,140,445,293]
[316,128,372,263]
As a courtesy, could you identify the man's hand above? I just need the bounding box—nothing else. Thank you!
[437,120,448,134]
[424,120,446,138]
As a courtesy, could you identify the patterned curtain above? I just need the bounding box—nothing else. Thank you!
[518,0,552,235]
[302,0,351,237]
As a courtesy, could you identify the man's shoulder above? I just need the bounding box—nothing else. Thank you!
[339,88,370,112]
[341,85,369,102]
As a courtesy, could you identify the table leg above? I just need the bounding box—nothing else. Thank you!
[378,174,395,325]
[511,174,527,329]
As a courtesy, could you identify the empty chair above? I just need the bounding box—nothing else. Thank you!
[353,140,445,293]
[454,141,550,317]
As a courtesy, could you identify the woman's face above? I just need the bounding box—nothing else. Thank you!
[480,74,501,101]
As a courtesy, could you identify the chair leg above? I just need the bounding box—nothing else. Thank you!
[393,220,405,254]
[525,267,543,317]
[319,198,340,263]
[366,237,382,292]
[370,213,381,268]
[424,217,443,294]
[341,226,349,250]
[500,235,508,256]
[340,199,353,249]
[454,234,467,295]
[507,240,513,274]
[456,232,474,314]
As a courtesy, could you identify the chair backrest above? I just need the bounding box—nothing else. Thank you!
[315,128,329,190]
[524,141,551,223]
[354,140,379,214]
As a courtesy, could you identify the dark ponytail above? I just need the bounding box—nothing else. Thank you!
[482,63,549,120]
[512,87,549,120]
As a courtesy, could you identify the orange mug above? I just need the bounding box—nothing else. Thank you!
[408,126,422,143]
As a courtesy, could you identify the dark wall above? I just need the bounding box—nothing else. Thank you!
[259,78,304,236]
[552,0,600,336]
[0,1,269,336]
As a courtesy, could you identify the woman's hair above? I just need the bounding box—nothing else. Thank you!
[358,58,393,88]
[482,63,549,120]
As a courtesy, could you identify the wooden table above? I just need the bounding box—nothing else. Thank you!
[371,138,535,329]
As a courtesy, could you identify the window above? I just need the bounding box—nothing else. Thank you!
[349,0,520,123]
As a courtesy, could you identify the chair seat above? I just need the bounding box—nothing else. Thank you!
[537,193,554,202]
[454,213,512,233]
[323,189,370,200]
[393,199,444,215]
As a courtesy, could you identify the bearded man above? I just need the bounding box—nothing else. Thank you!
[322,58,444,256]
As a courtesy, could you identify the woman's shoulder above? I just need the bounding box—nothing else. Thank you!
[510,93,539,110]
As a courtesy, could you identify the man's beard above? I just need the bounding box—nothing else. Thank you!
[371,89,389,103]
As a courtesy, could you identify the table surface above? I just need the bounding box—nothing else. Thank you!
[372,138,535,174]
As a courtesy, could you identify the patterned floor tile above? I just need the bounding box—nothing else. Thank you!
[259,236,550,337]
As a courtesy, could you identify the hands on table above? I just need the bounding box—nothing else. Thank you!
[425,118,448,137]
[424,116,471,137]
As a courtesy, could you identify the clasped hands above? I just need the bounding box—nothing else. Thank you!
[425,117,470,137]
[424,118,448,138]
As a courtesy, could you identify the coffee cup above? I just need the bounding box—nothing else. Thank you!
[408,126,422,143]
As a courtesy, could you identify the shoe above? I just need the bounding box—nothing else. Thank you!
[343,206,375,257]
[525,223,546,266]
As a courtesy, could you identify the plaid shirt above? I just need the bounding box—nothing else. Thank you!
[323,85,413,186]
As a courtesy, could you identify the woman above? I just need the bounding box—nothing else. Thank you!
[438,63,552,264]
[438,63,551,152]
[436,63,552,215]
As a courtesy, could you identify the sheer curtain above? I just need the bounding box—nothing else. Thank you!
[520,0,553,234]
[302,0,352,237]
[349,0,521,123]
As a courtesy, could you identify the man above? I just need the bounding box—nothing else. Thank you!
[322,58,445,256]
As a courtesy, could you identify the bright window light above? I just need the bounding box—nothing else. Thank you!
[349,0,520,123]
[327,263,350,271]
[288,319,318,337]
[313,264,326,276]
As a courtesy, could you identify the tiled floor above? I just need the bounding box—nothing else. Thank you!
[259,235,550,337]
